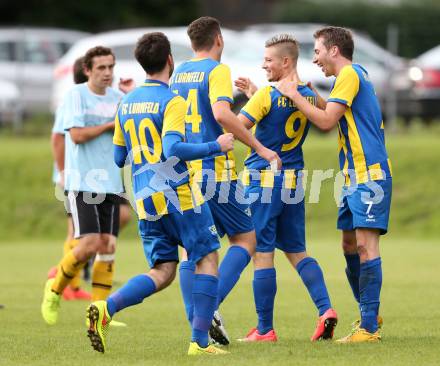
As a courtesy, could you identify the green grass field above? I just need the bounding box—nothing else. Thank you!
[1,238,439,366]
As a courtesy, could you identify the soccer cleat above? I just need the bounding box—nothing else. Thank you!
[187,342,229,355]
[110,319,127,327]
[41,278,61,325]
[86,316,127,328]
[311,308,338,341]
[86,301,111,353]
[352,315,383,331]
[208,311,230,345]
[335,328,381,343]
[237,327,278,342]
[47,266,58,279]
[62,287,92,301]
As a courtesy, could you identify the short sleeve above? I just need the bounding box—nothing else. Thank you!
[162,96,186,138]
[328,66,360,107]
[63,89,86,130]
[113,110,126,146]
[208,64,234,105]
[240,86,272,124]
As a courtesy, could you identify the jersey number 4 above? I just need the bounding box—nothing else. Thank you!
[281,110,307,152]
[124,118,162,164]
[172,88,202,133]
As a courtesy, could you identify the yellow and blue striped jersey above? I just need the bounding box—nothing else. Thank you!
[170,58,237,182]
[113,79,203,219]
[328,64,391,185]
[240,84,315,188]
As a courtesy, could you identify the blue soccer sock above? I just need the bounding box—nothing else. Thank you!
[253,268,277,335]
[179,261,195,324]
[344,253,361,303]
[191,274,218,348]
[106,274,156,317]
[296,257,332,316]
[217,245,251,306]
[359,257,382,333]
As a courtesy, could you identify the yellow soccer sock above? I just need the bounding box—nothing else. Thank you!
[92,260,114,301]
[63,239,71,256]
[68,240,82,289]
[52,251,84,294]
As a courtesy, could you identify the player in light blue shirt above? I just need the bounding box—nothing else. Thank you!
[41,46,133,326]
[47,56,92,301]
[63,83,123,194]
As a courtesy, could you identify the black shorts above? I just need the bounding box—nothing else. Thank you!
[67,191,120,238]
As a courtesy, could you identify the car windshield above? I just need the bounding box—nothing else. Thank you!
[112,43,192,63]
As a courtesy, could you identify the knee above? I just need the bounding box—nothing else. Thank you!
[80,235,102,257]
[253,252,274,269]
[151,263,177,290]
[356,241,368,261]
[341,237,357,255]
[98,235,116,254]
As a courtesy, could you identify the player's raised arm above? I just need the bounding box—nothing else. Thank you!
[234,77,258,99]
[306,81,327,110]
[212,100,281,168]
[162,96,234,161]
[277,77,345,131]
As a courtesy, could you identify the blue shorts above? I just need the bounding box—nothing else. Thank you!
[200,180,254,238]
[337,178,392,234]
[245,185,305,253]
[138,202,220,268]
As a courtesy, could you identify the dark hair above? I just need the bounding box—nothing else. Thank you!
[83,46,114,70]
[314,26,354,61]
[73,56,88,84]
[134,32,171,74]
[187,16,221,51]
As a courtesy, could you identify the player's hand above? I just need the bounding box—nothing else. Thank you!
[234,77,258,99]
[216,133,235,152]
[118,78,135,94]
[277,76,299,100]
[106,121,115,131]
[256,146,282,170]
[306,81,318,94]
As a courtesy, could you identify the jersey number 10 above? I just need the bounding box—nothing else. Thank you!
[124,118,162,164]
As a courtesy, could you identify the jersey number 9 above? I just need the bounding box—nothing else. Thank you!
[281,111,307,152]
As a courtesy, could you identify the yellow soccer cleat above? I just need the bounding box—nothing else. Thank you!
[41,278,61,325]
[336,328,381,343]
[86,301,111,353]
[110,319,127,327]
[352,315,383,331]
[86,316,127,328]
[187,342,230,355]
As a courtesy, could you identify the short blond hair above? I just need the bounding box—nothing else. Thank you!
[265,34,299,61]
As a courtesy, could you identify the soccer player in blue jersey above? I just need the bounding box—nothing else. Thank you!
[41,46,127,325]
[86,32,234,356]
[234,34,337,342]
[278,26,392,343]
[170,16,281,345]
